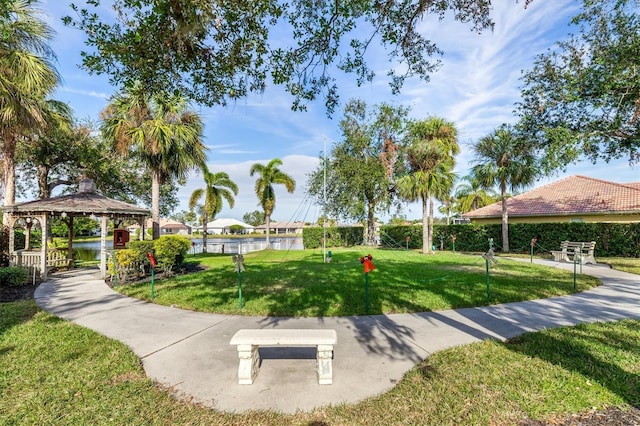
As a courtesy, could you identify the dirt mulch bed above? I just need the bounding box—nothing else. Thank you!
[521,406,640,425]
[0,283,38,303]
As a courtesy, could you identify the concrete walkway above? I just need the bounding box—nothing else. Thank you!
[34,260,640,414]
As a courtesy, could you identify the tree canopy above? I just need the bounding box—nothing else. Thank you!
[307,99,409,243]
[250,158,295,245]
[1,0,59,212]
[64,0,531,113]
[396,117,458,254]
[517,0,640,172]
[471,125,537,252]
[101,85,207,239]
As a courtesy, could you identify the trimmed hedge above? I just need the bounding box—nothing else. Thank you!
[110,235,192,283]
[380,222,640,257]
[0,267,29,287]
[302,226,364,249]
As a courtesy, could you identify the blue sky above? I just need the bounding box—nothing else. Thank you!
[39,1,640,222]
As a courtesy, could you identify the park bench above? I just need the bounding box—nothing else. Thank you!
[229,328,337,385]
[550,241,597,265]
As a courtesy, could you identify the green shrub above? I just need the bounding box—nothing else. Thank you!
[303,226,364,248]
[152,235,191,273]
[109,249,145,283]
[110,237,191,283]
[110,241,154,283]
[0,267,29,286]
[229,224,244,234]
[380,222,640,257]
[127,240,155,254]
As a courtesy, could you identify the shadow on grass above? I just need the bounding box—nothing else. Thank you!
[503,320,640,407]
[125,249,601,318]
[0,300,39,335]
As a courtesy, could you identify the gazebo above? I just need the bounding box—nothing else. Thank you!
[2,178,149,280]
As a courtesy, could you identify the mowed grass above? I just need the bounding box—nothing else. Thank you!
[116,248,601,316]
[598,256,640,275]
[1,300,638,425]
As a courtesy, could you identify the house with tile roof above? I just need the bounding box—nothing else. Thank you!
[463,175,640,224]
[127,218,191,236]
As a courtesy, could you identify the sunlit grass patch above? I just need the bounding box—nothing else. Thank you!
[116,248,600,316]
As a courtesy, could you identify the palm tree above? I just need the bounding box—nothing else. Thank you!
[101,84,207,239]
[397,145,456,254]
[454,174,499,213]
[249,158,295,247]
[471,125,538,252]
[397,117,459,254]
[188,167,238,253]
[18,100,75,199]
[437,190,456,225]
[1,0,59,215]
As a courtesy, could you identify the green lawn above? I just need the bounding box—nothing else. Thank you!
[1,300,638,425]
[598,256,640,275]
[116,248,601,316]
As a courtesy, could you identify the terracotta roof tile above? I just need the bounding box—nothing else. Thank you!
[463,175,640,218]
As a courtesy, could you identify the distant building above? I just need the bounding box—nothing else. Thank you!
[255,221,306,234]
[127,218,191,236]
[463,175,640,224]
[205,218,255,234]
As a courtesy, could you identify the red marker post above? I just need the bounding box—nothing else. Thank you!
[146,252,157,299]
[360,254,375,314]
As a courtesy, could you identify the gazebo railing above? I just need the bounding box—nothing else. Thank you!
[10,249,73,280]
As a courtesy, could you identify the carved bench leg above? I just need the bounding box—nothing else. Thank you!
[236,344,260,384]
[316,344,334,385]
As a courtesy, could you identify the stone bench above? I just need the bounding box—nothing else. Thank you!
[229,328,337,385]
[551,241,597,264]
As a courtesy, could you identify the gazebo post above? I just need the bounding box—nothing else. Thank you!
[8,216,15,263]
[100,214,108,279]
[67,216,74,261]
[40,214,48,281]
[24,220,32,250]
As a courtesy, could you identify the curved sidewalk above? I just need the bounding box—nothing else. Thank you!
[34,260,640,414]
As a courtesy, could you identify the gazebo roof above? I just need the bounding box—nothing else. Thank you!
[1,178,149,218]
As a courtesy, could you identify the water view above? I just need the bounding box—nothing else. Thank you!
[72,237,304,259]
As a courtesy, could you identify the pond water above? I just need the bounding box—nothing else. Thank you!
[72,237,304,259]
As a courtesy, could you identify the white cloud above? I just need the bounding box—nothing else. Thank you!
[58,87,110,100]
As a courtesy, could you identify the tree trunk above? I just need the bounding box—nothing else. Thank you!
[428,195,435,254]
[265,213,271,247]
[367,199,376,246]
[36,165,56,243]
[2,135,17,230]
[421,195,428,254]
[501,180,509,252]
[151,170,161,240]
[36,165,50,198]
[202,214,208,253]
